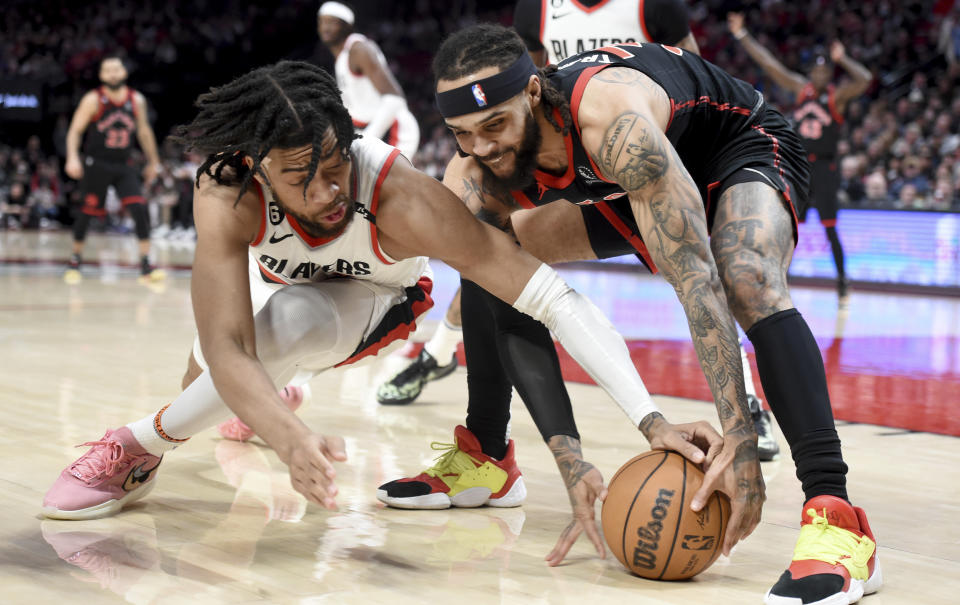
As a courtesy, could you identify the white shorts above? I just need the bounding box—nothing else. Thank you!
[192,255,434,379]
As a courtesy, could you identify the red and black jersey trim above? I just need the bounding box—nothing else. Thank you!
[335,275,434,367]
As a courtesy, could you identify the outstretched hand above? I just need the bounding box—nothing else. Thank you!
[545,435,608,566]
[830,40,847,63]
[284,433,348,510]
[727,12,746,37]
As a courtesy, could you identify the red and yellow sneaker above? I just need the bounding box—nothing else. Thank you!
[766,495,882,605]
[377,425,526,509]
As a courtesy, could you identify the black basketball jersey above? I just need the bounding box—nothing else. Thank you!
[792,83,842,160]
[513,43,765,211]
[83,87,139,163]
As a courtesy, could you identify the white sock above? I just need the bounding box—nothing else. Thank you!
[423,319,462,364]
[127,371,234,457]
[740,341,758,398]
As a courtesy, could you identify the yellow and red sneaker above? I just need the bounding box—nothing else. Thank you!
[377,425,526,509]
[766,495,882,605]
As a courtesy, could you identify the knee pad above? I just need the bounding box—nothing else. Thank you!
[253,284,341,369]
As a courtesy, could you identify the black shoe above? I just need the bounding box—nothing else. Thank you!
[748,395,779,461]
[376,349,458,405]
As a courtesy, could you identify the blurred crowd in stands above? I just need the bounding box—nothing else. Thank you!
[2,0,958,235]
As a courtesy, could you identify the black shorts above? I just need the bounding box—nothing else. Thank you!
[798,159,840,225]
[79,157,144,217]
[701,106,811,241]
[579,106,811,268]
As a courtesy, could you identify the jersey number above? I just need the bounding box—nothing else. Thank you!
[105,129,130,149]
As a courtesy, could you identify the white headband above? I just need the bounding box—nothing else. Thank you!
[318,2,355,25]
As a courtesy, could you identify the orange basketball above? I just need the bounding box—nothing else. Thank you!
[601,450,730,580]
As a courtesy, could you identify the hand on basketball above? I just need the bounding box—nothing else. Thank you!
[830,40,846,63]
[691,433,765,557]
[642,414,724,471]
[65,157,83,180]
[545,435,607,566]
[727,12,746,37]
[284,433,348,510]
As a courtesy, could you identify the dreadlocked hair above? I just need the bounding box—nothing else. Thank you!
[432,23,571,136]
[169,61,356,204]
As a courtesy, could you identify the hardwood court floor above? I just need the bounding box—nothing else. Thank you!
[1,231,959,604]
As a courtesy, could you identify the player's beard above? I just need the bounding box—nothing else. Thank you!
[102,79,127,91]
[274,188,355,239]
[477,108,542,194]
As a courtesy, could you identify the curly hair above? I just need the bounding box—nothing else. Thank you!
[169,61,356,204]
[432,23,571,136]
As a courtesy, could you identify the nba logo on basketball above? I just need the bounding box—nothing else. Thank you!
[472,84,487,107]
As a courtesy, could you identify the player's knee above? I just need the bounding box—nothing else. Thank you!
[254,285,339,361]
[128,203,151,240]
[712,245,790,326]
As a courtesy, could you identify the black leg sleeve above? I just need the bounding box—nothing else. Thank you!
[462,279,513,460]
[746,308,848,501]
[462,279,580,452]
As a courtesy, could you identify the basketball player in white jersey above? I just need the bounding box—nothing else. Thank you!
[318,1,420,158]
[41,61,718,520]
[514,0,699,65]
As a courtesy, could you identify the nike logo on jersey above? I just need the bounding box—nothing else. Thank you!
[121,458,162,492]
[551,11,571,19]
[269,232,294,244]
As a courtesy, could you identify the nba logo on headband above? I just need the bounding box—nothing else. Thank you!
[472,84,487,108]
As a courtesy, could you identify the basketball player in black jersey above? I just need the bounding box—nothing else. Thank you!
[729,12,872,303]
[375,1,797,464]
[414,25,878,604]
[64,55,163,284]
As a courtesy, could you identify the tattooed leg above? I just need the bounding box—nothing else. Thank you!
[710,181,795,331]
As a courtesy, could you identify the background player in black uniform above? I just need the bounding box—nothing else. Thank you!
[63,55,163,284]
[411,25,878,604]
[729,12,872,302]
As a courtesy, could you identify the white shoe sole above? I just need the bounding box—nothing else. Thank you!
[377,477,527,510]
[41,481,157,521]
[764,557,882,605]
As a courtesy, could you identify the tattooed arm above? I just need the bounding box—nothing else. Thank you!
[545,435,608,566]
[441,154,518,233]
[577,66,765,556]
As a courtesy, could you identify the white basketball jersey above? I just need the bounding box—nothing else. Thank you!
[334,33,420,157]
[541,0,649,64]
[249,136,428,290]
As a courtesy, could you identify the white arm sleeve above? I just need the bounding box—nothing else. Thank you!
[361,94,405,140]
[513,263,660,427]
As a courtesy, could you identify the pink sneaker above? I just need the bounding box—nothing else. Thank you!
[217,385,307,442]
[42,427,162,520]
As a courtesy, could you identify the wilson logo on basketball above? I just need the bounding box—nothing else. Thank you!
[632,488,675,570]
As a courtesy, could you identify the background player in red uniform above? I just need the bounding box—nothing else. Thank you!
[63,55,163,284]
[728,12,872,302]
